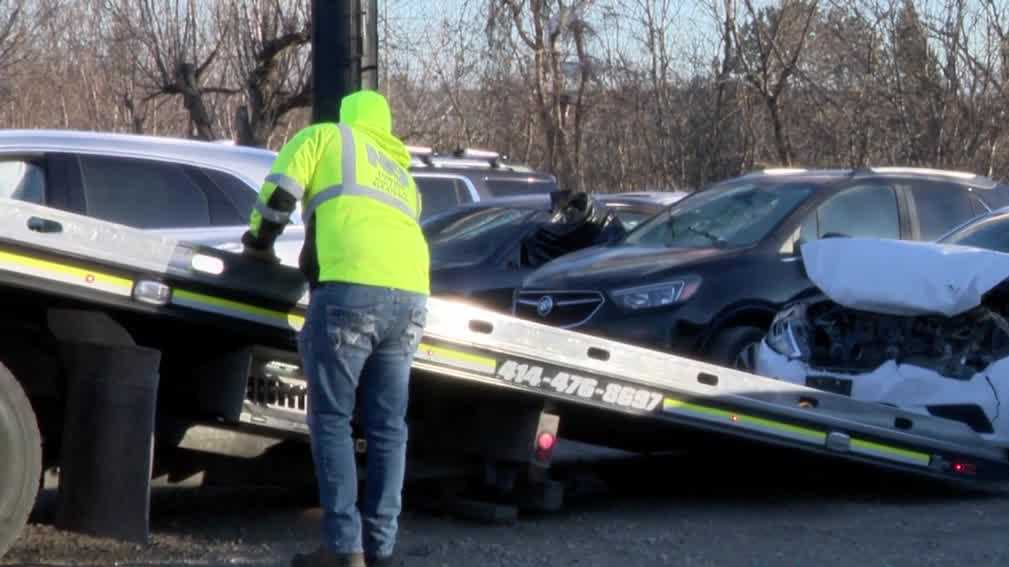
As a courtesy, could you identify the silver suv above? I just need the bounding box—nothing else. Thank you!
[406,145,558,215]
[0,129,555,266]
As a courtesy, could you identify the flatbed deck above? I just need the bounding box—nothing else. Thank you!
[1,201,1007,484]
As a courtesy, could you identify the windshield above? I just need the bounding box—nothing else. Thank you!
[426,207,544,266]
[604,205,661,230]
[941,215,1009,254]
[623,180,814,248]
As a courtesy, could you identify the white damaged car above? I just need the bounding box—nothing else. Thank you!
[754,209,1009,446]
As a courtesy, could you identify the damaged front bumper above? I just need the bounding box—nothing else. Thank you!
[754,340,1009,447]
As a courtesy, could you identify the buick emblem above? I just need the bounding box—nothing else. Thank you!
[536,296,554,317]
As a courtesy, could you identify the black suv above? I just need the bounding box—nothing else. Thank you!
[408,146,558,219]
[512,168,1009,369]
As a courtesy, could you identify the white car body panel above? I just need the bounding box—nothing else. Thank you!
[800,238,1009,317]
[755,342,1009,447]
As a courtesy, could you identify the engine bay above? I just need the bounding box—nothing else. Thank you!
[802,283,1009,380]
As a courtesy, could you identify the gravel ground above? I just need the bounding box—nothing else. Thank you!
[4,443,1009,567]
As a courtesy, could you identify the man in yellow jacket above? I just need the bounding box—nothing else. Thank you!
[242,90,429,567]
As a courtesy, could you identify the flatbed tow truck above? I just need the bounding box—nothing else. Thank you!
[1,199,1008,556]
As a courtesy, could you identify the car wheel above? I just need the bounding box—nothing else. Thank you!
[0,363,41,559]
[707,326,766,372]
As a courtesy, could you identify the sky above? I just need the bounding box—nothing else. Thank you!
[379,0,727,76]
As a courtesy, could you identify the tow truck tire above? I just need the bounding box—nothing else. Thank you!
[707,326,766,372]
[0,363,41,559]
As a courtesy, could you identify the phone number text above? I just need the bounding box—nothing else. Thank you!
[495,360,663,411]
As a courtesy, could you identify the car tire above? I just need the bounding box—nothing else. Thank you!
[707,326,766,372]
[0,362,41,560]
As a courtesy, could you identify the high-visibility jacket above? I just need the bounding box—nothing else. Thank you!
[242,91,430,295]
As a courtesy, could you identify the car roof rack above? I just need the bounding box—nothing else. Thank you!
[869,166,977,179]
[859,166,999,190]
[740,164,810,177]
[451,147,501,167]
[407,145,435,167]
[407,144,541,174]
[736,166,1002,190]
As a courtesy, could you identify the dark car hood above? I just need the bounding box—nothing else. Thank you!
[522,244,735,289]
[430,257,482,271]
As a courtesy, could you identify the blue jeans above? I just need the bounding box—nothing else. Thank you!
[297,282,427,557]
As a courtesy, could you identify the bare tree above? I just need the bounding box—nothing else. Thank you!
[1,0,1009,192]
[0,0,35,85]
[220,0,311,148]
[488,0,597,191]
[928,0,1009,177]
[731,0,820,165]
[102,0,234,140]
[698,0,744,182]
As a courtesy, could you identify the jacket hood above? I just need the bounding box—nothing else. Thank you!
[340,90,411,168]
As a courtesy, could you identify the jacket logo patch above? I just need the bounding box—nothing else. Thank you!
[366,145,409,187]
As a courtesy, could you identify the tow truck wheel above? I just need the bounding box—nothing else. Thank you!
[708,326,766,372]
[0,363,41,559]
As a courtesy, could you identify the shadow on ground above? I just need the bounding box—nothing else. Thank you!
[6,439,1008,567]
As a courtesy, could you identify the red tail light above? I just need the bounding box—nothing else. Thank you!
[531,411,560,467]
[952,461,976,476]
[537,432,556,451]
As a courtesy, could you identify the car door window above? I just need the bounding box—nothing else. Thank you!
[78,155,211,229]
[0,160,46,204]
[812,184,900,240]
[188,166,261,226]
[907,181,977,240]
[943,217,1009,253]
[415,176,474,220]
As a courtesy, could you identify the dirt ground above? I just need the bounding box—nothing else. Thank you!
[4,442,1009,567]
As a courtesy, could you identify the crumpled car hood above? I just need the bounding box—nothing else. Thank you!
[801,238,1009,317]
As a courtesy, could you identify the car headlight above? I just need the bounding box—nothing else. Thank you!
[766,304,812,360]
[609,276,702,311]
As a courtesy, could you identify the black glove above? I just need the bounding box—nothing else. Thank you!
[242,244,280,264]
[240,230,280,264]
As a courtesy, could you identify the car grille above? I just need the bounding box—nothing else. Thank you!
[514,290,604,328]
[246,360,307,416]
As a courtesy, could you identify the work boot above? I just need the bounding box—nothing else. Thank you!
[290,546,366,567]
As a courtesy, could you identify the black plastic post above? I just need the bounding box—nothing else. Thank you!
[56,341,162,543]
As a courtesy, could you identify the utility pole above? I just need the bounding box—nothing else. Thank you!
[311,0,380,124]
[311,0,356,123]
[361,0,379,90]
